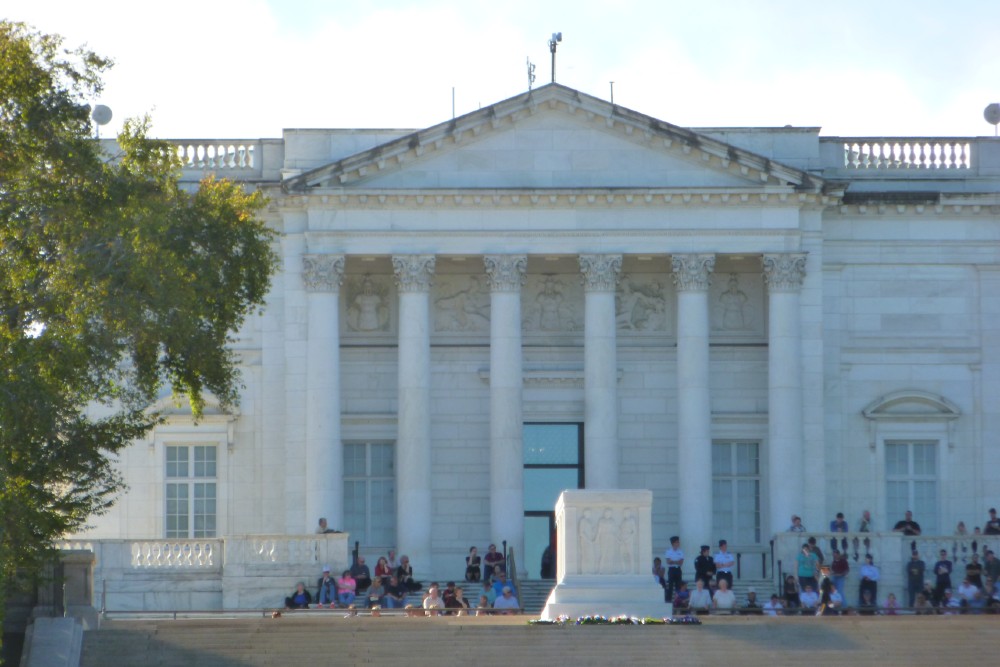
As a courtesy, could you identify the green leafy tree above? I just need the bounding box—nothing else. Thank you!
[0,21,277,647]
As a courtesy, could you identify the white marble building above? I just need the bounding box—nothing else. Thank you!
[77,84,1000,606]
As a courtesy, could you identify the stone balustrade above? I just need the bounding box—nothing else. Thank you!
[837,138,972,170]
[173,141,259,171]
[59,533,350,612]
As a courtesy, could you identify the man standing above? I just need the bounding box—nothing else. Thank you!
[858,510,872,532]
[664,535,684,602]
[933,549,953,605]
[985,508,1000,535]
[714,540,735,589]
[893,510,922,536]
[694,545,716,588]
[906,551,926,607]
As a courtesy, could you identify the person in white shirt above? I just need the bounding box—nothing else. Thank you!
[712,578,736,613]
[664,536,684,601]
[763,594,783,616]
[422,584,444,616]
[689,578,712,614]
[956,578,980,606]
[714,539,735,589]
[799,583,819,610]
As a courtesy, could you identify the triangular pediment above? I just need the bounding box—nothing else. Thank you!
[282,84,821,193]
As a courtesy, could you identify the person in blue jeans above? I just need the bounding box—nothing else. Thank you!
[316,565,336,607]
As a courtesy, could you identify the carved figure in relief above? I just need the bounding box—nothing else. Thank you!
[347,275,389,331]
[536,275,565,331]
[719,273,750,330]
[616,278,667,331]
[435,276,490,331]
[596,508,619,574]
[618,509,638,574]
[578,509,597,573]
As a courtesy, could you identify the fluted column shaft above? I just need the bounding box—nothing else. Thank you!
[392,255,436,569]
[485,255,527,567]
[303,254,345,532]
[672,254,715,552]
[763,253,807,535]
[580,254,623,489]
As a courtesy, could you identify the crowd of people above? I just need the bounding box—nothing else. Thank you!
[652,507,1000,616]
[283,536,521,615]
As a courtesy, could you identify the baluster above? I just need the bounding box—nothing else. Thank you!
[852,536,860,561]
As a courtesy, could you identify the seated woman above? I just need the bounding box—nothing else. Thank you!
[284,581,312,609]
[366,576,385,609]
[336,569,357,607]
[374,556,393,586]
[913,592,935,614]
[465,546,482,582]
[783,575,801,612]
[396,555,421,592]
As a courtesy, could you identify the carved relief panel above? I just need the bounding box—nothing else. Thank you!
[577,505,641,575]
[709,272,765,340]
[522,273,584,334]
[615,273,671,334]
[432,274,491,333]
[342,273,394,335]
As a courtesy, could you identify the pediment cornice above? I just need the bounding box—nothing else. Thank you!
[274,187,834,211]
[281,84,823,194]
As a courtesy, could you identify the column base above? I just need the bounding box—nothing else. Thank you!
[540,575,672,620]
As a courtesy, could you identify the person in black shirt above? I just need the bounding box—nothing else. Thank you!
[693,544,716,588]
[892,510,922,536]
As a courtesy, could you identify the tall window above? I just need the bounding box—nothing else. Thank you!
[712,441,761,544]
[344,442,395,547]
[165,445,217,538]
[886,440,937,534]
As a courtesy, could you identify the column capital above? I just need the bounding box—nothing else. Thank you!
[762,253,807,292]
[671,253,716,292]
[392,254,436,292]
[484,254,527,292]
[302,254,345,292]
[579,254,623,292]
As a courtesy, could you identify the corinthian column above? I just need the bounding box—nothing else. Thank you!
[302,254,345,532]
[485,255,527,567]
[580,254,622,489]
[672,253,715,552]
[763,253,807,536]
[392,254,436,570]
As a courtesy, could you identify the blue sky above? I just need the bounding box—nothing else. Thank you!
[11,0,1000,139]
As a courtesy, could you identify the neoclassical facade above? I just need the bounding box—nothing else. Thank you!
[82,84,1000,592]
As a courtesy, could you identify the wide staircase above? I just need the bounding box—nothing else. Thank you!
[82,614,1000,666]
[516,579,556,613]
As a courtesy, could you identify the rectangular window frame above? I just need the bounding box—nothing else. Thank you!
[712,440,762,545]
[344,441,395,548]
[165,443,218,539]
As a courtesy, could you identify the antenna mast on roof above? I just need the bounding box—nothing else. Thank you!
[548,32,562,83]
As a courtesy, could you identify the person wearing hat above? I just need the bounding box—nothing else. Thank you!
[664,536,684,602]
[714,540,735,589]
[316,565,336,607]
[694,544,716,588]
[985,508,1000,535]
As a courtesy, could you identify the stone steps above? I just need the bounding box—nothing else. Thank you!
[82,614,1000,667]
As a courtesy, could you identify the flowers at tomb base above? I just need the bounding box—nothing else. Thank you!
[528,614,698,626]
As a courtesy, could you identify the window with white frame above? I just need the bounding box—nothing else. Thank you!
[344,442,395,547]
[885,440,938,534]
[165,445,217,538]
[712,440,761,544]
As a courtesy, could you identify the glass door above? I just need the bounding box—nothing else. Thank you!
[523,423,583,579]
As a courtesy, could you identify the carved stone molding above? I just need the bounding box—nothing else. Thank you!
[762,253,807,292]
[579,254,623,292]
[484,254,527,292]
[302,254,345,292]
[391,254,436,293]
[670,253,716,292]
